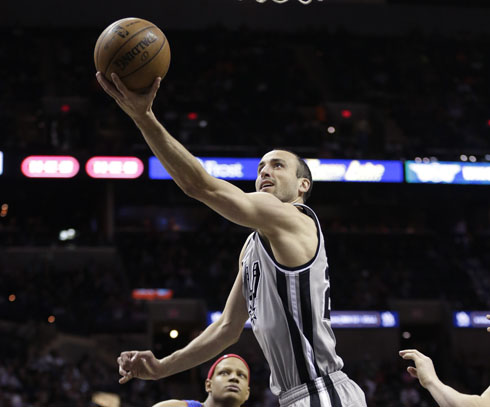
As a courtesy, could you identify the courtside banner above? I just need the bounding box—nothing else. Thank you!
[406,161,490,184]
[208,310,399,329]
[150,157,403,182]
[306,159,403,182]
[0,151,3,176]
[453,311,490,328]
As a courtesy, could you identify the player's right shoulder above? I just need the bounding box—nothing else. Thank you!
[152,400,189,407]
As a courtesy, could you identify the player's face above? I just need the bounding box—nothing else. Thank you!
[256,150,303,203]
[206,358,250,405]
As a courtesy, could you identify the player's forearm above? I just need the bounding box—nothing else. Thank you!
[133,111,211,196]
[156,319,240,379]
[426,380,484,407]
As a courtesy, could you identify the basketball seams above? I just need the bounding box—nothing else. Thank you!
[119,38,167,81]
[94,21,118,71]
[102,25,160,77]
[95,18,170,90]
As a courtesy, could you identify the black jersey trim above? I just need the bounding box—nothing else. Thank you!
[307,380,321,407]
[322,374,343,407]
[299,270,321,377]
[256,204,322,272]
[276,269,311,383]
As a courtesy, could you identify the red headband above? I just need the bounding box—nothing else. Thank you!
[207,354,250,384]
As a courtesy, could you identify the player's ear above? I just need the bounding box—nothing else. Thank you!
[205,378,212,393]
[299,178,310,194]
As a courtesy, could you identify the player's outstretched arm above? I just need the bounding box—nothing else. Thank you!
[399,349,490,407]
[95,72,303,234]
[118,267,249,384]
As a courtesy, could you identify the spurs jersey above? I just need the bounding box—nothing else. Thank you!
[241,204,344,395]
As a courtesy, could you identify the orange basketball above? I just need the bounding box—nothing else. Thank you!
[94,17,171,91]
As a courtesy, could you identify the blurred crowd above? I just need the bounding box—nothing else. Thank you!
[1,24,490,407]
[1,199,489,406]
[1,28,490,159]
[0,321,488,407]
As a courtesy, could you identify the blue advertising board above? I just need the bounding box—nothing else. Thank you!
[149,156,260,180]
[453,311,490,328]
[406,161,490,184]
[306,159,403,183]
[150,156,404,183]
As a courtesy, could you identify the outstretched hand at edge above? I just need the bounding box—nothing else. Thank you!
[117,350,164,384]
[399,349,439,389]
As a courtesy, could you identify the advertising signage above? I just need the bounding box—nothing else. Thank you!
[149,156,260,180]
[86,156,144,179]
[21,156,80,178]
[453,311,490,328]
[150,157,404,183]
[406,161,490,185]
[306,159,403,183]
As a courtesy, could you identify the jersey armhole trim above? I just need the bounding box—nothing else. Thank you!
[255,204,321,273]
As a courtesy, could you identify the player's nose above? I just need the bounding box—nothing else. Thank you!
[228,372,240,382]
[259,165,270,177]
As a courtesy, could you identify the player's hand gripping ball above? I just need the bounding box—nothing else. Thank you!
[94,17,170,91]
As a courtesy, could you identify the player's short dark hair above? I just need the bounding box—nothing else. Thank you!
[274,149,313,203]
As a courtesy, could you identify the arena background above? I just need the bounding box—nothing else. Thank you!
[1,0,489,406]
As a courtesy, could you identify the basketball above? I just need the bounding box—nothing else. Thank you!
[94,17,171,91]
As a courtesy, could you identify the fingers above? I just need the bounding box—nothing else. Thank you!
[407,366,418,378]
[119,371,133,384]
[111,72,130,95]
[118,351,137,384]
[96,72,120,99]
[118,367,132,384]
[399,349,423,361]
[149,77,161,99]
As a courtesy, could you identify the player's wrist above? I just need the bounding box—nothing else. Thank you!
[132,110,159,131]
[155,356,171,379]
[424,376,443,392]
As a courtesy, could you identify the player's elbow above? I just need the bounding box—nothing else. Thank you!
[181,182,211,202]
[218,318,243,346]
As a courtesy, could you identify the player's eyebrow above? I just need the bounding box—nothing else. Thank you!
[257,158,286,172]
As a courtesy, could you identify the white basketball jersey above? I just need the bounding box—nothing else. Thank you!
[241,204,344,395]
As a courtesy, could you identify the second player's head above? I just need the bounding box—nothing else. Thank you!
[256,150,313,204]
[205,354,250,406]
